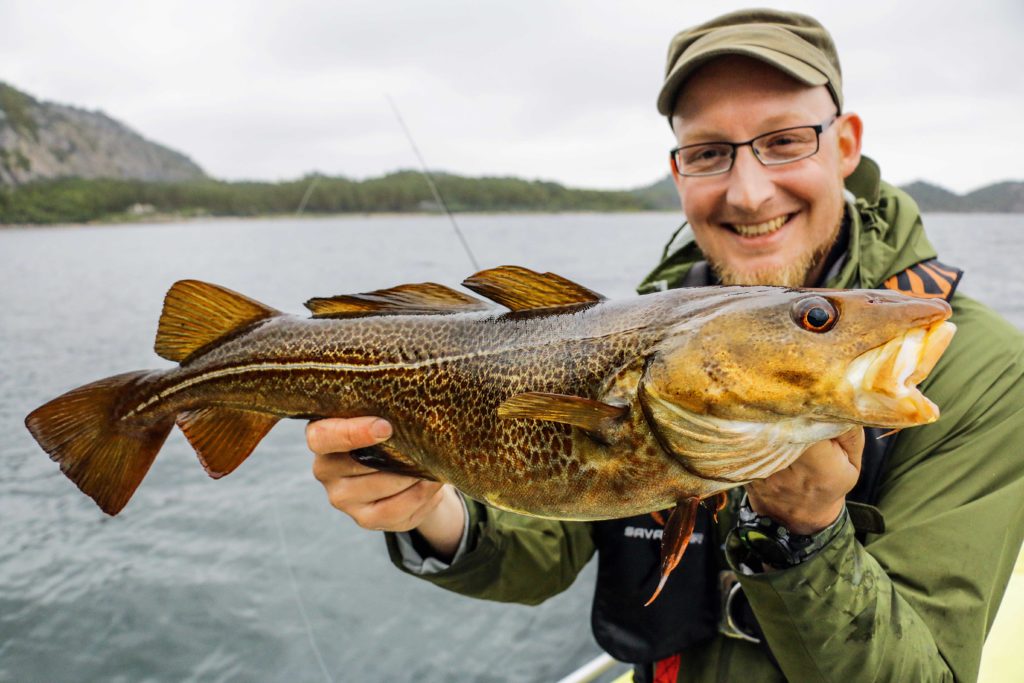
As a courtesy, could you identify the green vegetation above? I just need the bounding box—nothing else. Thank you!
[0,171,655,224]
[0,82,39,140]
[3,170,1021,225]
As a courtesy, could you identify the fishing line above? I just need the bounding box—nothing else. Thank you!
[295,175,321,216]
[271,496,335,683]
[276,98,477,683]
[386,94,481,272]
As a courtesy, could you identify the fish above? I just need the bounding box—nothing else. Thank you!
[24,266,956,602]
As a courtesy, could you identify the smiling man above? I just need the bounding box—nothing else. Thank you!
[307,10,1024,682]
[667,55,856,289]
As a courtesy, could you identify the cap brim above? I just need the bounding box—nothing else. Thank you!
[657,45,829,116]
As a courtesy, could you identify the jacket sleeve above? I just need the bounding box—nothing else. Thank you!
[732,295,1024,683]
[385,496,596,605]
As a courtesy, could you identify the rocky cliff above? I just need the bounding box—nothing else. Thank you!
[0,82,205,186]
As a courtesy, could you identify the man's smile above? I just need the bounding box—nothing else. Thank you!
[723,213,795,238]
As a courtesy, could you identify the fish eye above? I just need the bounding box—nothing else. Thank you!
[791,296,838,333]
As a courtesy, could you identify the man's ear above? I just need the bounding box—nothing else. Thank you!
[837,112,863,179]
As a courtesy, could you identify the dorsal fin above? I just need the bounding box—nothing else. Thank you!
[461,266,605,311]
[304,282,491,318]
[155,280,280,363]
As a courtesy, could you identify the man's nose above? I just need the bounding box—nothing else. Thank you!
[725,146,774,212]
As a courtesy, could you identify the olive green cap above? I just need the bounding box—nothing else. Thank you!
[657,9,843,117]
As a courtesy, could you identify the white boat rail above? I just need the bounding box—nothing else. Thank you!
[556,653,625,683]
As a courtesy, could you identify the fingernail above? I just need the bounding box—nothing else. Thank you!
[370,419,392,441]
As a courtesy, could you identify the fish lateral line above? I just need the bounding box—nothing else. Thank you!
[121,355,488,418]
[129,324,641,418]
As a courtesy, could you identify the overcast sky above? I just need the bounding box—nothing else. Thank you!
[3,0,1022,193]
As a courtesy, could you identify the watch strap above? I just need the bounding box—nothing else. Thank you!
[726,497,849,572]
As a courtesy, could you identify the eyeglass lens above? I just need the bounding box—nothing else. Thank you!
[675,126,821,176]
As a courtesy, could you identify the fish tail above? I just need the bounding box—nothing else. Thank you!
[25,370,174,515]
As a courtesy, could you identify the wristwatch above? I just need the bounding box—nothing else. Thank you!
[726,495,848,571]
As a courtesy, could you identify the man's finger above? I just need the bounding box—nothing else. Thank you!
[306,417,392,455]
[311,451,378,482]
[835,426,865,471]
[355,480,444,531]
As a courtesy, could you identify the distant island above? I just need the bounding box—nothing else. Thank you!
[2,81,1021,225]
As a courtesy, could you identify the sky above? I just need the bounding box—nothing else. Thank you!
[2,0,1022,193]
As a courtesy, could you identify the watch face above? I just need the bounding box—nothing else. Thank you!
[739,528,794,567]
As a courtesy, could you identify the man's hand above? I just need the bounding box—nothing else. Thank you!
[745,427,865,535]
[307,417,466,560]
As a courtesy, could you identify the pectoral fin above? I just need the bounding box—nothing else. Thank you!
[704,491,728,522]
[497,392,627,440]
[646,497,701,606]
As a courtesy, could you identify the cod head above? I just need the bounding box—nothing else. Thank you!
[639,286,955,483]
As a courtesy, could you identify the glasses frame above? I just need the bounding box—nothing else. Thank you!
[670,114,839,178]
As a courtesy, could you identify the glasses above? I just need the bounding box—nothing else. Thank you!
[670,114,838,177]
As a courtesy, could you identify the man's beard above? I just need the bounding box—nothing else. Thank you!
[707,219,841,288]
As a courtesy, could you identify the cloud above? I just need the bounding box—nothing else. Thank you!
[1,0,1021,192]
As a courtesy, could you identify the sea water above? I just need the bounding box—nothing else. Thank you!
[1,213,1021,682]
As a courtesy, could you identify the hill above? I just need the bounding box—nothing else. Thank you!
[0,82,205,186]
[900,181,962,212]
[1,81,1020,222]
[961,181,1024,213]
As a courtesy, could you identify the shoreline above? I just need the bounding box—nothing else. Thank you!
[4,208,1022,231]
[0,207,679,230]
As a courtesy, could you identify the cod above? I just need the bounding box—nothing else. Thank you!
[25,266,955,602]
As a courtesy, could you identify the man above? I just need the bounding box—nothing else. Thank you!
[307,10,1024,682]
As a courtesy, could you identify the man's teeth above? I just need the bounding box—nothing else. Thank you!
[731,215,788,236]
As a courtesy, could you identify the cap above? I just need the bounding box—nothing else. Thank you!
[657,9,843,117]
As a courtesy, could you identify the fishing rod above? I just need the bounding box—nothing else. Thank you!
[279,98,481,683]
[282,98,482,683]
[386,94,481,272]
[293,96,480,272]
[384,99,629,683]
[295,175,321,216]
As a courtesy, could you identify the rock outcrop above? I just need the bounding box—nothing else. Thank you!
[0,82,205,186]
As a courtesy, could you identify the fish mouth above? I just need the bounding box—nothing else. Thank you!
[845,320,957,426]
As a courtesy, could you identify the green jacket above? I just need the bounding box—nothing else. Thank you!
[386,159,1024,682]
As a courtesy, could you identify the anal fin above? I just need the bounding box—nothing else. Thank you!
[176,407,280,478]
[646,497,701,606]
[351,444,437,481]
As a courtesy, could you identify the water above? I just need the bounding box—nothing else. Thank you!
[1,213,1021,682]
